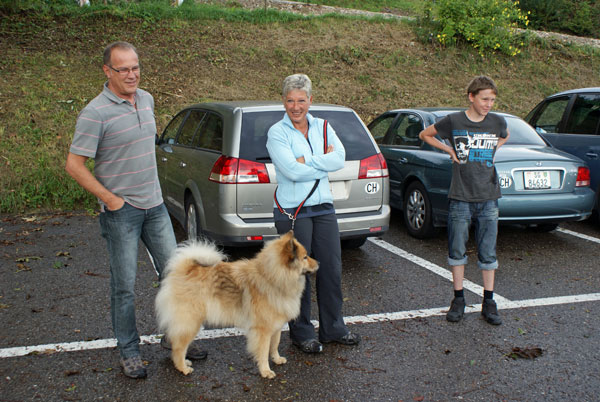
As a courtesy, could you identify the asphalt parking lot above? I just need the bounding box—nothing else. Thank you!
[1,211,599,401]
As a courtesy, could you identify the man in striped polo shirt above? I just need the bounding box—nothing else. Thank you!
[65,42,206,378]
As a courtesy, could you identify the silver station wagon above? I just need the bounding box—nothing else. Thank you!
[156,101,390,247]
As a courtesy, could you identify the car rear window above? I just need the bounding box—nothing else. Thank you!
[240,110,377,162]
[433,112,546,146]
[504,116,547,146]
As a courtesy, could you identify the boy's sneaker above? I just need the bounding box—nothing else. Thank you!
[481,299,502,325]
[446,297,465,322]
[120,355,147,379]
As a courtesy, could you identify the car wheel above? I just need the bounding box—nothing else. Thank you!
[530,223,559,232]
[403,181,435,239]
[185,196,200,241]
[341,237,367,249]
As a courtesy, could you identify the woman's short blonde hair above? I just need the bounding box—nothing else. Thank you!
[282,73,312,98]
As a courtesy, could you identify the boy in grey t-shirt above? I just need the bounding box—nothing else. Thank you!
[419,76,510,325]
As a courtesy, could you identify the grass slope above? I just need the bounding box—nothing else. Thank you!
[0,5,599,212]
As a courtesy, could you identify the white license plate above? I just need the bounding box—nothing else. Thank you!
[329,181,347,200]
[524,171,551,189]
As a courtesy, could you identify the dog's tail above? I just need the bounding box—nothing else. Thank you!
[164,240,226,274]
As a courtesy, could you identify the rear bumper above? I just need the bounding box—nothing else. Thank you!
[498,189,595,223]
[202,205,391,247]
[429,189,595,227]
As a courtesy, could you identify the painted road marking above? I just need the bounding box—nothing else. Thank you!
[2,293,599,359]
[367,237,511,303]
[556,227,600,244]
[345,293,600,324]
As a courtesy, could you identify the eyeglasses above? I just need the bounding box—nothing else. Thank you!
[107,65,141,76]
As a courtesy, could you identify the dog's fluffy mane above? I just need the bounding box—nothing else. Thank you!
[156,235,306,333]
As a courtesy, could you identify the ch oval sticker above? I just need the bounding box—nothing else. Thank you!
[499,175,512,189]
[365,182,380,194]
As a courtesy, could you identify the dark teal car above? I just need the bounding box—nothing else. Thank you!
[368,108,595,238]
[524,88,600,222]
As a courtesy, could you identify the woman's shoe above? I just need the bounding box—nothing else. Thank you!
[321,331,361,345]
[292,338,323,353]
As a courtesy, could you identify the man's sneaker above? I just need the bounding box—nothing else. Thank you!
[120,355,147,379]
[161,335,208,360]
[446,297,465,322]
[481,299,502,325]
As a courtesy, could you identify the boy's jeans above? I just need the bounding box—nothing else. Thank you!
[99,202,176,358]
[447,199,499,270]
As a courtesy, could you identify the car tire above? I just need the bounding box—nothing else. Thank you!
[341,237,367,249]
[185,195,201,241]
[403,181,435,239]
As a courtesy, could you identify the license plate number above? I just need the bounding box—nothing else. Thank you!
[524,171,551,189]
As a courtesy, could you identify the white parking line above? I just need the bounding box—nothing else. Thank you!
[2,293,599,359]
[367,237,511,303]
[556,227,600,244]
[344,292,600,324]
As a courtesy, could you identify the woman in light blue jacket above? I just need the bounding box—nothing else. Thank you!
[267,74,360,353]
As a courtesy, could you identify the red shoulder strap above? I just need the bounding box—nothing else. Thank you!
[323,119,328,153]
[273,119,328,225]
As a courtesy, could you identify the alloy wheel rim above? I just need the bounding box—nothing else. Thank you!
[187,203,197,240]
[407,190,425,230]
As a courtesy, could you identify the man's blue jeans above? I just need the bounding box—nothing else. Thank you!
[99,202,176,358]
[447,199,499,270]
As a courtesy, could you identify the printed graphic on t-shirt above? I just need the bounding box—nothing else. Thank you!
[452,130,498,167]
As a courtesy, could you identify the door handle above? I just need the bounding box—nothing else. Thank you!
[585,152,598,159]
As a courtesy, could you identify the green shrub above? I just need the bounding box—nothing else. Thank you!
[519,0,599,38]
[421,0,530,57]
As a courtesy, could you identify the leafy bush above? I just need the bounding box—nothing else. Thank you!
[421,0,530,57]
[518,0,599,38]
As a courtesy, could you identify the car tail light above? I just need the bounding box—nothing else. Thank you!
[209,156,270,184]
[576,167,590,187]
[358,153,389,179]
[238,159,270,183]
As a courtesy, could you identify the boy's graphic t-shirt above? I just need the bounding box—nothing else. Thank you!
[434,111,508,202]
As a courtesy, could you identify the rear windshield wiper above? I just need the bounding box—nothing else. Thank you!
[255,156,272,161]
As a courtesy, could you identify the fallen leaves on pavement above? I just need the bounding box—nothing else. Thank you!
[508,347,544,359]
[15,256,42,263]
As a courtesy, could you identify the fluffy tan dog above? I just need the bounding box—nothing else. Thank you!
[155,231,318,379]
